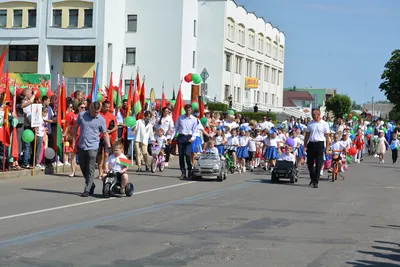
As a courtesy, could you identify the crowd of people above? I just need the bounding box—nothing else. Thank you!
[0,87,397,194]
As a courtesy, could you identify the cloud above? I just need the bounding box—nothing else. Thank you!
[307,4,395,14]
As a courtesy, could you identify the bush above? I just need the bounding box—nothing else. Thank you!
[239,112,276,122]
[207,102,228,112]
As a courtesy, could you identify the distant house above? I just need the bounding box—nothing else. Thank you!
[283,91,314,107]
[284,87,336,109]
[363,103,394,119]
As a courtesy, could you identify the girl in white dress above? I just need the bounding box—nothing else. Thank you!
[376,130,389,164]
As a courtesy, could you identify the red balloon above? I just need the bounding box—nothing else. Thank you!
[33,89,41,99]
[155,100,161,110]
[71,92,75,98]
[184,74,191,83]
[348,147,357,156]
[16,88,24,95]
[46,90,54,97]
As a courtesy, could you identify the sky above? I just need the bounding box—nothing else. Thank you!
[235,0,400,103]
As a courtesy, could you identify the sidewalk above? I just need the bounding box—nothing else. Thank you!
[0,165,73,180]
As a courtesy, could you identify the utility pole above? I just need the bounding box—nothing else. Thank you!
[372,96,374,116]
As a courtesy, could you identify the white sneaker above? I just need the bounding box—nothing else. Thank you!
[382,160,384,164]
[242,167,246,173]
[341,167,344,172]
[320,170,323,176]
[64,162,71,166]
[374,154,378,158]
[165,162,169,167]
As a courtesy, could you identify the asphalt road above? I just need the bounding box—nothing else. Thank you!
[0,155,399,267]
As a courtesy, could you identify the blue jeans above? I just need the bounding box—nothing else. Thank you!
[22,142,30,166]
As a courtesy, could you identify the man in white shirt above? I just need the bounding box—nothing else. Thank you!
[132,111,154,172]
[304,108,330,188]
[258,117,274,131]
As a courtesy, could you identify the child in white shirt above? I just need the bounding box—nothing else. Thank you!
[105,141,129,194]
[277,145,295,163]
[227,128,239,169]
[205,140,219,155]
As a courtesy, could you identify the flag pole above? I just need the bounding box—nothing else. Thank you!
[31,131,37,177]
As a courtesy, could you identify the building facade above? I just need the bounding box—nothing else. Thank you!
[0,0,285,109]
[283,87,336,109]
[197,0,285,110]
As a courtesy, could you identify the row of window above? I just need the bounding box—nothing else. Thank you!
[53,9,92,28]
[8,45,95,62]
[226,19,284,62]
[225,54,282,85]
[0,9,36,28]
[126,47,196,68]
[224,85,278,105]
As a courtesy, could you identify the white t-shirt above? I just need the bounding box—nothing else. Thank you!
[36,119,46,137]
[239,136,249,147]
[391,139,399,146]
[341,138,352,149]
[228,136,239,151]
[278,152,295,163]
[248,139,257,152]
[155,135,167,148]
[331,141,346,152]
[106,154,128,173]
[265,137,279,147]
[215,135,224,145]
[306,120,330,142]
[206,147,219,155]
[293,137,300,148]
[256,135,264,149]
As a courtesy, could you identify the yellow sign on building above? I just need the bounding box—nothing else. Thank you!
[245,77,258,89]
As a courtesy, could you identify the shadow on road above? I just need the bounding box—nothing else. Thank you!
[371,225,400,230]
[346,240,399,266]
[20,188,104,198]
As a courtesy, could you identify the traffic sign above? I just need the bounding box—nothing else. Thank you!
[200,68,209,81]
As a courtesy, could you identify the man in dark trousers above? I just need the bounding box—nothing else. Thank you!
[174,104,198,180]
[303,108,330,188]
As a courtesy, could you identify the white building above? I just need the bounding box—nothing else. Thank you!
[0,0,285,110]
[197,0,285,110]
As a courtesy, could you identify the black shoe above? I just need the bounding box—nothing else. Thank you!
[145,165,150,172]
[81,191,89,197]
[313,183,318,188]
[89,184,96,195]
[180,172,186,180]
[309,181,313,186]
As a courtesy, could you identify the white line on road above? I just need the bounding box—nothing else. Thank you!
[0,181,196,221]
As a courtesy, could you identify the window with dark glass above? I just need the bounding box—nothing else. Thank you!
[127,15,137,32]
[63,46,95,63]
[69,9,78,27]
[126,48,136,65]
[28,9,36,27]
[13,9,22,27]
[9,45,39,61]
[0,10,6,28]
[53,9,62,27]
[84,9,93,27]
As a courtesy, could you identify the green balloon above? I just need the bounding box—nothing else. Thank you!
[352,116,357,121]
[39,87,47,98]
[170,100,176,105]
[368,127,373,133]
[192,74,202,85]
[10,86,14,95]
[122,94,128,101]
[97,92,102,102]
[22,129,34,143]
[350,129,354,135]
[227,110,235,116]
[344,114,348,119]
[124,116,137,128]
[145,99,150,104]
[192,102,199,110]
[200,117,208,124]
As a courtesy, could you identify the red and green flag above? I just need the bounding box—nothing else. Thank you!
[55,75,66,159]
[119,157,130,167]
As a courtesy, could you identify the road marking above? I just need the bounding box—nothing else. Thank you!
[0,182,251,249]
[384,186,400,189]
[0,181,196,221]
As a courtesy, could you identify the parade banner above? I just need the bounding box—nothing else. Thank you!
[0,73,51,89]
[245,77,258,89]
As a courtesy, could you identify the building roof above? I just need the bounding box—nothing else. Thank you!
[283,91,314,107]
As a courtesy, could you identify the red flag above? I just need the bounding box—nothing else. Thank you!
[137,80,145,120]
[88,70,96,101]
[172,88,183,123]
[11,90,18,160]
[132,80,141,117]
[136,71,141,97]
[3,70,10,104]
[161,85,167,109]
[107,72,114,112]
[0,47,7,81]
[126,78,133,117]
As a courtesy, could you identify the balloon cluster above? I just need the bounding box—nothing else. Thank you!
[184,73,202,85]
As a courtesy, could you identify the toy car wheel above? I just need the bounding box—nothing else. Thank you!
[217,172,223,182]
[223,171,227,180]
[151,159,157,173]
[271,172,277,183]
[289,174,295,183]
[125,183,134,197]
[230,167,235,174]
[103,183,111,198]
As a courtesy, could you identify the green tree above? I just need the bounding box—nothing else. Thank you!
[351,100,363,110]
[379,49,400,105]
[325,94,352,118]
